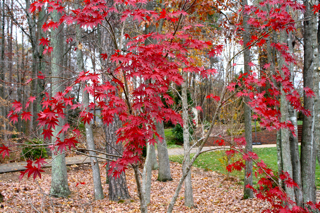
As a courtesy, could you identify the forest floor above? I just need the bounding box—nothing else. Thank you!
[0,161,270,212]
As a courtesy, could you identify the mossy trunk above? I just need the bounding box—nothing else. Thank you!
[49,10,70,198]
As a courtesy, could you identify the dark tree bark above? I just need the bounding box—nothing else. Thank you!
[104,116,130,201]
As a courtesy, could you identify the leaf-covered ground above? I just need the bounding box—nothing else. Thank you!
[0,161,269,212]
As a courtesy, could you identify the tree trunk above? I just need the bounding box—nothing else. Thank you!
[182,72,194,207]
[76,24,104,200]
[143,143,153,205]
[133,164,148,213]
[149,145,158,170]
[49,10,70,198]
[0,0,5,140]
[288,32,303,206]
[301,0,316,203]
[104,116,130,201]
[278,31,296,202]
[156,121,172,182]
[242,0,253,199]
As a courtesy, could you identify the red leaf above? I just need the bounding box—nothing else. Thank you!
[58,123,70,135]
[42,128,53,140]
[206,94,220,102]
[21,111,32,121]
[39,37,50,46]
[19,160,44,180]
[34,157,47,168]
[0,145,10,158]
[101,53,108,60]
[9,113,19,124]
[304,87,315,98]
[195,106,203,111]
[28,96,36,103]
[12,100,22,113]
[43,46,53,55]
[248,62,255,67]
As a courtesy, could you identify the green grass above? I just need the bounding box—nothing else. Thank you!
[170,147,320,188]
[164,128,181,149]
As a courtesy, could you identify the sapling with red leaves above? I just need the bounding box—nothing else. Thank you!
[4,0,320,212]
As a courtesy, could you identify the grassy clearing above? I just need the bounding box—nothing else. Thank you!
[170,147,320,188]
[164,128,182,149]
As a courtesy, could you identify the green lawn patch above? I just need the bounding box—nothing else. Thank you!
[169,147,320,188]
[164,128,182,149]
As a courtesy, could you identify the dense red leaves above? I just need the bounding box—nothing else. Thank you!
[7,0,318,212]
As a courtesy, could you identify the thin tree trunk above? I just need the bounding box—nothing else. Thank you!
[278,31,295,202]
[288,32,303,206]
[0,0,5,140]
[156,121,172,182]
[76,25,104,200]
[182,72,194,207]
[133,164,148,213]
[301,0,316,203]
[49,10,70,198]
[143,143,153,205]
[242,0,253,199]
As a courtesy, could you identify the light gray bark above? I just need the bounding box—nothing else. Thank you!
[301,0,316,203]
[242,0,253,199]
[104,117,130,201]
[167,95,224,213]
[156,121,172,182]
[144,0,159,172]
[49,10,70,198]
[76,24,104,200]
[182,72,194,207]
[150,145,158,170]
[288,32,303,206]
[279,31,295,202]
[266,35,284,188]
[317,0,320,169]
[143,143,153,205]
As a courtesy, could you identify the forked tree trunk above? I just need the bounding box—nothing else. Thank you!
[104,116,130,201]
[49,10,70,198]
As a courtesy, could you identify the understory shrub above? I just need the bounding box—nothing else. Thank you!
[21,139,48,160]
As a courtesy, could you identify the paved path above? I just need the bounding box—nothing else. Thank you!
[167,144,276,156]
[0,144,277,174]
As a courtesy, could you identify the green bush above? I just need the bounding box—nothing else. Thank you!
[172,123,194,144]
[21,139,48,160]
